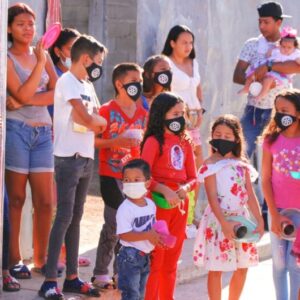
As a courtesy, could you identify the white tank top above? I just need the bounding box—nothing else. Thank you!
[170,59,201,110]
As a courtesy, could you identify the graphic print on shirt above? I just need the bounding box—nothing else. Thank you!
[273,145,300,177]
[108,110,145,173]
[170,145,184,170]
[133,214,155,232]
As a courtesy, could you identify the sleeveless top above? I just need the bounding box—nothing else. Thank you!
[169,59,201,110]
[7,49,52,125]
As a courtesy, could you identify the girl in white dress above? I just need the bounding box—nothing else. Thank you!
[193,114,264,300]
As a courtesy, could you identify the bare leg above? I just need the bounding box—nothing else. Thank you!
[255,76,275,102]
[228,268,248,300]
[238,76,253,95]
[208,271,222,300]
[6,170,28,266]
[29,172,54,268]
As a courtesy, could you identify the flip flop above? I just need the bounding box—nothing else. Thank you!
[3,275,21,292]
[9,264,31,279]
[91,277,116,290]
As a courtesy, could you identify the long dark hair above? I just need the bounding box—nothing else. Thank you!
[49,28,80,65]
[142,54,171,94]
[262,89,300,144]
[211,114,246,159]
[8,3,36,42]
[141,92,187,155]
[162,25,195,59]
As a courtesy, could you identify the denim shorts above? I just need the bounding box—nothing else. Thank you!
[5,119,54,174]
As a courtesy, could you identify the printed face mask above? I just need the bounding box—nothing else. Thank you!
[164,116,185,135]
[123,182,147,199]
[210,139,237,156]
[123,82,142,101]
[61,57,72,69]
[86,62,103,82]
[274,112,297,130]
[153,70,172,88]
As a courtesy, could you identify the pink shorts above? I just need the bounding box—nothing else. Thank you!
[188,128,202,146]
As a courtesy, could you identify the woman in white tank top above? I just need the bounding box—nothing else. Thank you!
[162,25,204,228]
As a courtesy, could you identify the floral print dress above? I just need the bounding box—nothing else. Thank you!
[193,159,259,271]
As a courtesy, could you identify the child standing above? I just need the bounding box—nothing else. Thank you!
[141,54,172,111]
[39,35,107,299]
[48,27,80,118]
[193,114,264,300]
[92,63,147,289]
[240,26,300,102]
[141,92,197,300]
[262,89,300,300]
[117,159,162,300]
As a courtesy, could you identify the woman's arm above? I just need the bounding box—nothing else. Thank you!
[7,42,49,104]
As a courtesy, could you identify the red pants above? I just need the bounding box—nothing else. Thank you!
[145,199,188,300]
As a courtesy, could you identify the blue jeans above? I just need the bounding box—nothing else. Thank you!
[117,247,150,300]
[241,105,272,158]
[269,211,300,300]
[2,187,9,270]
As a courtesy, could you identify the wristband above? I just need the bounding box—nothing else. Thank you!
[267,61,273,72]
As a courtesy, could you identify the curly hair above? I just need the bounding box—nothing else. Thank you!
[141,92,188,155]
[262,89,300,144]
[211,114,247,159]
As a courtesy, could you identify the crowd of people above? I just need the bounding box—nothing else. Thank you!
[2,1,300,300]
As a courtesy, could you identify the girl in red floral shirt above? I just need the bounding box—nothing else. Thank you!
[193,114,264,300]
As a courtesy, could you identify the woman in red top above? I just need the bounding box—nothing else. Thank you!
[141,92,197,300]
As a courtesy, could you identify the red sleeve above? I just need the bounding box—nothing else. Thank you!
[262,137,271,152]
[141,136,159,190]
[185,141,197,190]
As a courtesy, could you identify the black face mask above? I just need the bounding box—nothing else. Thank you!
[165,116,185,135]
[210,139,237,156]
[153,70,172,88]
[123,82,142,101]
[274,112,297,130]
[86,63,103,82]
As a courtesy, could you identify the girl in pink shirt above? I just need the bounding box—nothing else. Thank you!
[262,89,300,300]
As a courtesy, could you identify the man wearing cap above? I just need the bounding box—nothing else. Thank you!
[233,2,300,158]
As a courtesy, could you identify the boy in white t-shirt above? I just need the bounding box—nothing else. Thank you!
[117,159,163,300]
[39,35,107,300]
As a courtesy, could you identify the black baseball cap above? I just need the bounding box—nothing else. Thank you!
[257,2,291,19]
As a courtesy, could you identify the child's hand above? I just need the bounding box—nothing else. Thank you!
[163,188,181,207]
[270,213,292,237]
[147,229,164,246]
[115,135,139,148]
[221,221,240,240]
[176,188,187,200]
[253,217,265,238]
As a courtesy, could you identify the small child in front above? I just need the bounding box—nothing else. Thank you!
[116,159,162,300]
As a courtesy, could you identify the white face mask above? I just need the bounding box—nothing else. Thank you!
[123,182,147,199]
[61,57,72,69]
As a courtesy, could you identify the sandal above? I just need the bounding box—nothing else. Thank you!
[9,264,31,279]
[39,281,64,300]
[91,276,116,290]
[63,278,100,297]
[32,264,64,278]
[3,275,20,292]
[78,256,91,267]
